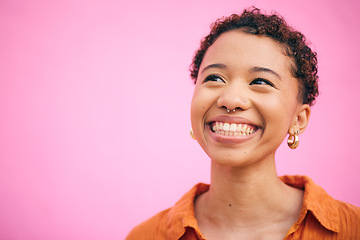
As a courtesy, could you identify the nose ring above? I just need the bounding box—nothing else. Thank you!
[226,108,236,113]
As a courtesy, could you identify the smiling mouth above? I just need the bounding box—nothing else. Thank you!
[209,121,259,136]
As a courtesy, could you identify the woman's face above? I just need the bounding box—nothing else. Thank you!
[191,30,308,167]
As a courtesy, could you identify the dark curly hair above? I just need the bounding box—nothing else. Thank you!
[190,8,319,106]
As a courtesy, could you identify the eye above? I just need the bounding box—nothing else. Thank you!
[203,74,225,83]
[250,78,274,87]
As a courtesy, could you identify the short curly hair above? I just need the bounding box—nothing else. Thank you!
[190,8,319,106]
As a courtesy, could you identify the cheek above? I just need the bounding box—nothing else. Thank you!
[191,88,214,116]
[255,94,296,129]
[190,88,204,128]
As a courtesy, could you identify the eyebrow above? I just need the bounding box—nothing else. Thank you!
[200,63,227,74]
[250,66,282,81]
[200,64,282,81]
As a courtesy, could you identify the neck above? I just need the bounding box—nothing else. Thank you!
[195,156,303,229]
[210,159,280,207]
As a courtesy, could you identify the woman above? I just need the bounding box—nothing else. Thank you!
[126,8,360,239]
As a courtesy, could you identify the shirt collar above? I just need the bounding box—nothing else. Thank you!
[280,175,340,232]
[167,183,209,239]
[167,176,340,239]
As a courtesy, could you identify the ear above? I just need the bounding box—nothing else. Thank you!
[288,104,311,135]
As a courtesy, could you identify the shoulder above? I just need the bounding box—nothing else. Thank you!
[337,200,360,218]
[281,175,360,237]
[125,183,209,240]
[125,208,171,240]
[336,200,360,235]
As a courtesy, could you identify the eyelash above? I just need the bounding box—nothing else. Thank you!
[250,78,275,87]
[203,74,225,83]
[203,75,276,88]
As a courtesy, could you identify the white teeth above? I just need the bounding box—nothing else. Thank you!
[241,124,247,133]
[212,124,216,132]
[212,121,256,136]
[230,123,237,132]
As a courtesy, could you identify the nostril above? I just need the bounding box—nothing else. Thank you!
[226,108,236,113]
[220,98,251,112]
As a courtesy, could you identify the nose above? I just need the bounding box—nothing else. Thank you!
[217,83,250,112]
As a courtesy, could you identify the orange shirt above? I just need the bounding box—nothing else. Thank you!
[126,175,360,239]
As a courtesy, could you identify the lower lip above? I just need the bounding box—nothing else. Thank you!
[206,125,259,144]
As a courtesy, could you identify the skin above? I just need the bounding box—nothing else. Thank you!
[191,30,311,239]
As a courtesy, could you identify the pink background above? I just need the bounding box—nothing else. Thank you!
[1,0,360,239]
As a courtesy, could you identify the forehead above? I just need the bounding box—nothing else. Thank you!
[201,30,293,76]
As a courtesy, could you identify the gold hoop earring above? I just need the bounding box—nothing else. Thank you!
[287,131,299,149]
[190,129,196,140]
